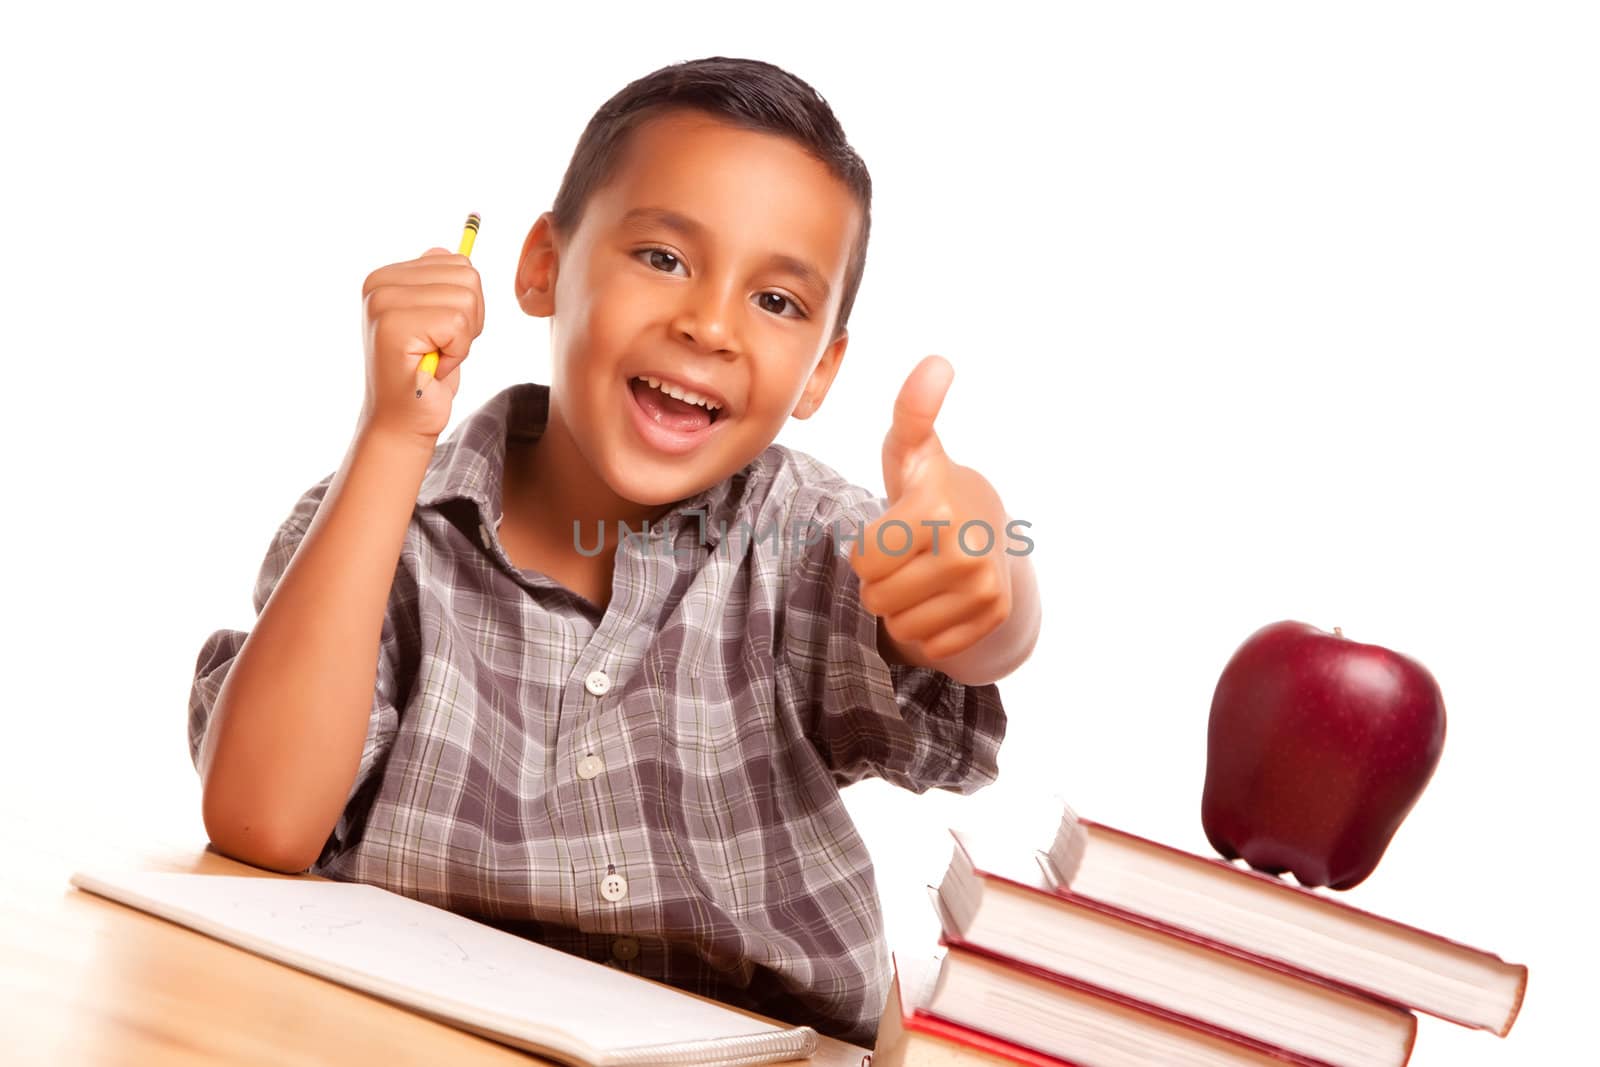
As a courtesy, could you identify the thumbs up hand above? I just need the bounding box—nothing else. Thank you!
[851,356,1019,667]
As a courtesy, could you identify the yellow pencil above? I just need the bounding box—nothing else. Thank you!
[415,212,481,398]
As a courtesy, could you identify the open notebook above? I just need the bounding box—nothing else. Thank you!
[69,869,818,1067]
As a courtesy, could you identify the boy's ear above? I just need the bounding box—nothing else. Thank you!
[515,211,560,318]
[792,330,850,419]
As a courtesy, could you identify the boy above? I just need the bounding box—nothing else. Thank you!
[189,56,1041,1045]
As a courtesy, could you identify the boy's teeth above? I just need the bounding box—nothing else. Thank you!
[639,376,722,411]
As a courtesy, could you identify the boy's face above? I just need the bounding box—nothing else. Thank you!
[516,108,860,507]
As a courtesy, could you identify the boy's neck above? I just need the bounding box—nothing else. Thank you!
[504,401,674,551]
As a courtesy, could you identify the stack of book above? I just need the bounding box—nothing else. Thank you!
[874,805,1528,1066]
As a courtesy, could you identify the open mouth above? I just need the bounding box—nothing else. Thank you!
[626,374,728,455]
[629,375,726,426]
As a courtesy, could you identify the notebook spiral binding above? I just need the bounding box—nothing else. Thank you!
[605,1027,819,1067]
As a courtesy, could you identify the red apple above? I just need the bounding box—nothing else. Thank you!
[1201,621,1446,890]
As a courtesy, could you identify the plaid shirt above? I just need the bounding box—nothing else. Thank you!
[189,383,1007,1044]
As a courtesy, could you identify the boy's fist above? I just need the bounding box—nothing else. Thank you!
[852,356,1014,662]
[359,246,484,444]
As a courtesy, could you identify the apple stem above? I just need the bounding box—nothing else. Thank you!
[1334,626,1344,638]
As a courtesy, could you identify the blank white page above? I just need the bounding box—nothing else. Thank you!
[69,869,818,1067]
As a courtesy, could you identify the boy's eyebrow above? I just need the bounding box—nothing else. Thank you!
[620,206,832,303]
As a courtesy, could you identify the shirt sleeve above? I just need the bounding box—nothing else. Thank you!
[187,472,412,863]
[778,479,1007,794]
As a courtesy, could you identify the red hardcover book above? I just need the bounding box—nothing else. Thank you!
[937,832,1415,1067]
[1043,804,1527,1036]
[888,946,1350,1067]
[873,956,1082,1067]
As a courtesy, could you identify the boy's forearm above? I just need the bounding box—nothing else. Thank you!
[877,551,1041,687]
[198,427,434,873]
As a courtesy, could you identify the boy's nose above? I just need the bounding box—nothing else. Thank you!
[671,284,738,354]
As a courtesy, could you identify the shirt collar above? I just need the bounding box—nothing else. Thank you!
[415,381,768,550]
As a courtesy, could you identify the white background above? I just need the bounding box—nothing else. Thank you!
[4,2,1594,1062]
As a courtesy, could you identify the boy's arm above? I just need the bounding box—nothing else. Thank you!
[197,427,432,874]
[782,484,1007,797]
[198,244,482,874]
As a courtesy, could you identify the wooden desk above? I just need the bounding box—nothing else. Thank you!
[1,835,870,1066]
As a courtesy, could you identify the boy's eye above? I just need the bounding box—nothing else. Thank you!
[755,292,805,319]
[641,248,686,275]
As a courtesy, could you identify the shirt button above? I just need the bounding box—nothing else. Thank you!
[577,754,605,780]
[611,937,639,962]
[600,872,628,903]
[584,670,611,696]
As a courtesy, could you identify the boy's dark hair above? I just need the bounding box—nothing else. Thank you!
[552,56,872,340]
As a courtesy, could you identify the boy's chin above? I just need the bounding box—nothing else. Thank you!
[606,463,719,509]
[605,444,758,510]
